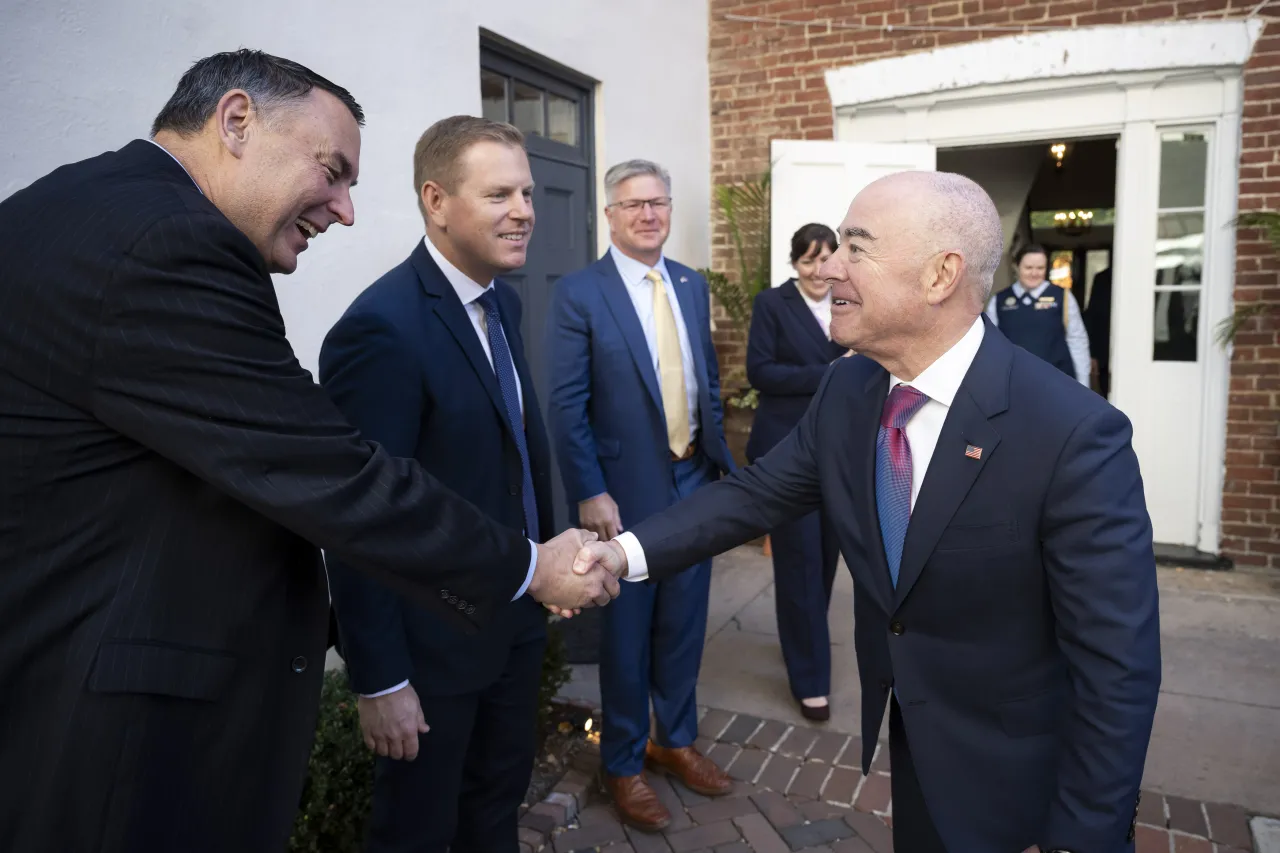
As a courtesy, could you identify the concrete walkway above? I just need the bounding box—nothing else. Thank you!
[559,545,1280,820]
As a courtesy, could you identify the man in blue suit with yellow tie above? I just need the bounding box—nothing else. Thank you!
[548,160,737,831]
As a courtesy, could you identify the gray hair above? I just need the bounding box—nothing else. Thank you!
[151,49,364,137]
[604,159,671,203]
[924,172,1004,305]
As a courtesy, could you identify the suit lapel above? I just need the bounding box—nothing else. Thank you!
[674,268,710,415]
[893,325,1010,608]
[411,244,510,438]
[780,280,833,356]
[597,257,663,414]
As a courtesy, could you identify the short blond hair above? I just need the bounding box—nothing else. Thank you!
[413,115,524,214]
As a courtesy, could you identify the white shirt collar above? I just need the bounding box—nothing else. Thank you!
[1012,281,1050,299]
[146,138,202,194]
[796,284,831,311]
[609,243,670,287]
[888,317,985,408]
[423,234,493,306]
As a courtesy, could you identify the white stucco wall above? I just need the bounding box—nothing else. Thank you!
[1,0,711,373]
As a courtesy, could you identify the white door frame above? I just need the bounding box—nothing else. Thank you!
[821,19,1263,555]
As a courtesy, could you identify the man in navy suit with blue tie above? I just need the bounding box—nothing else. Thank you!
[320,117,557,853]
[548,160,737,831]
[575,171,1162,852]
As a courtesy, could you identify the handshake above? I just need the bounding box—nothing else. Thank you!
[528,529,631,617]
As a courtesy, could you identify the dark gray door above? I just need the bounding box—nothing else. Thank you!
[481,46,594,534]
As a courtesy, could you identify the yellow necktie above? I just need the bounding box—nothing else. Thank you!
[648,270,690,457]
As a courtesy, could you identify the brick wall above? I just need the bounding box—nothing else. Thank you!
[707,0,1280,565]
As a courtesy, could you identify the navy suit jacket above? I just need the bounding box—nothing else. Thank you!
[547,254,735,527]
[319,242,551,697]
[630,319,1161,852]
[745,279,846,462]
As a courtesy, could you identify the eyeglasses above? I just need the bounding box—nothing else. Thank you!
[607,197,672,214]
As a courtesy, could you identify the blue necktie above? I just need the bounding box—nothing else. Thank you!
[875,385,929,588]
[476,289,540,541]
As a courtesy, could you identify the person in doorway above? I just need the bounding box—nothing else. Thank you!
[745,223,846,722]
[574,170,1161,853]
[985,243,1091,385]
[546,159,738,832]
[319,116,555,853]
[1084,266,1113,397]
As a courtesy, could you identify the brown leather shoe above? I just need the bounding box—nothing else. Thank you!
[644,742,734,797]
[603,772,671,832]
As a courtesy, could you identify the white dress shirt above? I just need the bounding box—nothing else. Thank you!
[615,317,987,581]
[363,236,537,699]
[609,245,701,442]
[797,285,833,340]
[423,236,524,414]
[985,281,1090,386]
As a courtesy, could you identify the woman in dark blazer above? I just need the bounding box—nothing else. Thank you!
[746,223,846,721]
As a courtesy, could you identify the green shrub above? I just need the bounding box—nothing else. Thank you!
[289,670,373,852]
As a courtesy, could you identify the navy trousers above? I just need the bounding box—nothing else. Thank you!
[769,508,840,700]
[366,634,545,853]
[599,452,716,777]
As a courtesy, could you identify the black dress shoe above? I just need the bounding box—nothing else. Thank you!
[799,701,830,722]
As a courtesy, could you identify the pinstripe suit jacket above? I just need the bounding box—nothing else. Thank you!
[0,140,532,853]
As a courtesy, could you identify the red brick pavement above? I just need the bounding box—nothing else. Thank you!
[520,707,1266,853]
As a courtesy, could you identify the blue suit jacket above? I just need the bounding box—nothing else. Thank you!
[319,242,551,697]
[547,254,735,527]
[630,318,1161,852]
[745,279,846,462]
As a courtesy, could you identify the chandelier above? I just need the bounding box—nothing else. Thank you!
[1053,209,1093,236]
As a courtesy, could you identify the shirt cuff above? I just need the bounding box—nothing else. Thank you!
[361,679,409,698]
[614,531,649,582]
[513,539,537,600]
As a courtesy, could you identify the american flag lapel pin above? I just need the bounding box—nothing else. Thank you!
[964,444,983,460]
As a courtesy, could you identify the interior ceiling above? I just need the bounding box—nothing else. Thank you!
[939,137,1118,211]
[1025,137,1118,211]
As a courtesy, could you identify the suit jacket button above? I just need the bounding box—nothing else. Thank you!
[449,595,458,605]
[440,589,450,599]
[508,485,519,496]
[291,656,308,673]
[889,621,905,635]
[466,605,475,615]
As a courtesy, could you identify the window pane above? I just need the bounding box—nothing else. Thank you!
[1153,290,1199,362]
[547,93,579,146]
[1158,132,1208,209]
[480,70,507,123]
[512,82,544,137]
[1155,212,1203,287]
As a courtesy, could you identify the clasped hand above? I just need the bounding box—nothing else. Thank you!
[529,528,626,617]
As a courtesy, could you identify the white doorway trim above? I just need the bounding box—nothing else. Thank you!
[820,19,1262,555]
[825,19,1263,110]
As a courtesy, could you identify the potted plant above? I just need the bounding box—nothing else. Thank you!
[1216,210,1279,347]
[700,169,772,467]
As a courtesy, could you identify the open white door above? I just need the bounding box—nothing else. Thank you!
[770,140,937,286]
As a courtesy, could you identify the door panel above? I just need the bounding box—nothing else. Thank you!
[770,140,937,286]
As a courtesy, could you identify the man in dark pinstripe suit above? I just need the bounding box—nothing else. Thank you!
[0,50,620,853]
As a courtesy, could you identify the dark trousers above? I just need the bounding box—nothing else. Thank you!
[599,452,716,777]
[889,698,947,853]
[366,634,546,853]
[770,509,839,700]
